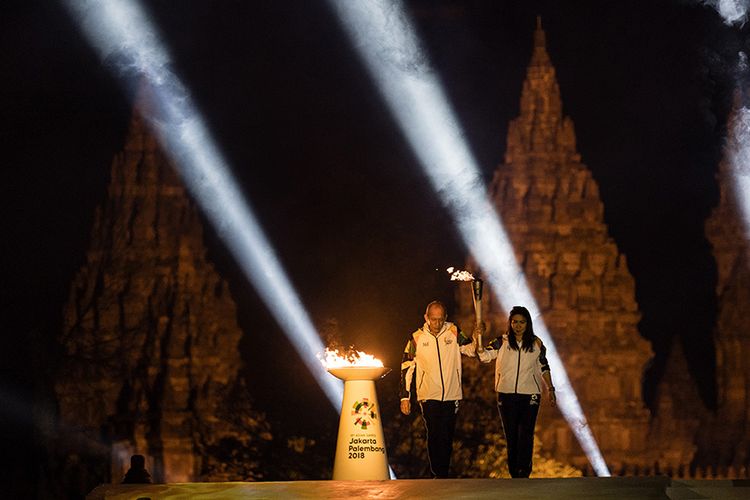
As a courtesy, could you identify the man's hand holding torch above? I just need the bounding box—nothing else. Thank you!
[473,321,485,354]
[472,278,485,354]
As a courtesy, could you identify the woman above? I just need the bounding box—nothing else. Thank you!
[478,306,556,478]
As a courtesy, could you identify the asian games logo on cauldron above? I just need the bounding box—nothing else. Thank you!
[351,398,378,430]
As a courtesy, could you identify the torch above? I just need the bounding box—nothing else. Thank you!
[471,278,484,354]
[447,267,484,354]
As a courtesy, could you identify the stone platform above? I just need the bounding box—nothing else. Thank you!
[88,477,750,499]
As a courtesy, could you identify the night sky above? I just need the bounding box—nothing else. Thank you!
[2,0,747,483]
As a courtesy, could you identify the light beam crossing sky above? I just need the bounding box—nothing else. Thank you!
[62,0,344,408]
[329,0,611,476]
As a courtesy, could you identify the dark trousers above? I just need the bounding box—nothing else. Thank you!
[497,392,540,478]
[419,400,459,478]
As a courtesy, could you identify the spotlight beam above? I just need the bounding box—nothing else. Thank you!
[727,99,750,244]
[726,49,750,246]
[62,0,343,408]
[706,0,750,255]
[329,0,610,475]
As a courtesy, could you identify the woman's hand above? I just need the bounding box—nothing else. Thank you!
[548,387,556,406]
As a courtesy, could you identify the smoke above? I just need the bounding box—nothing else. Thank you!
[726,103,750,241]
[739,50,749,73]
[729,106,750,174]
[694,0,750,241]
[733,49,750,98]
[721,45,750,242]
[700,0,750,25]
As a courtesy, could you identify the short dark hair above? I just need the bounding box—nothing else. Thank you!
[425,300,447,317]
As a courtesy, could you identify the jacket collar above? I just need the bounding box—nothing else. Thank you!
[422,321,451,338]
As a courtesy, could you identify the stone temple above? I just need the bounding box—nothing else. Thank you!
[652,91,750,477]
[52,16,750,489]
[699,92,750,472]
[455,18,653,473]
[698,96,750,471]
[54,86,271,491]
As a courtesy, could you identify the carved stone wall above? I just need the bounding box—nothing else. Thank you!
[54,89,270,487]
[456,19,652,472]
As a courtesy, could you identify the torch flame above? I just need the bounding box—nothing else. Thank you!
[319,348,384,368]
[447,266,475,282]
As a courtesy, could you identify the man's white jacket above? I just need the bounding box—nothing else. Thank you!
[399,322,476,402]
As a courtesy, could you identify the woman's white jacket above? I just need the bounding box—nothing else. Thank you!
[478,333,551,394]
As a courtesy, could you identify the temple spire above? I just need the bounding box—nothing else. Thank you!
[534,16,545,49]
[529,15,551,69]
[505,17,576,160]
[55,94,271,487]
[461,13,652,473]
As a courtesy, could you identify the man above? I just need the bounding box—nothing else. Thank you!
[399,301,478,478]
